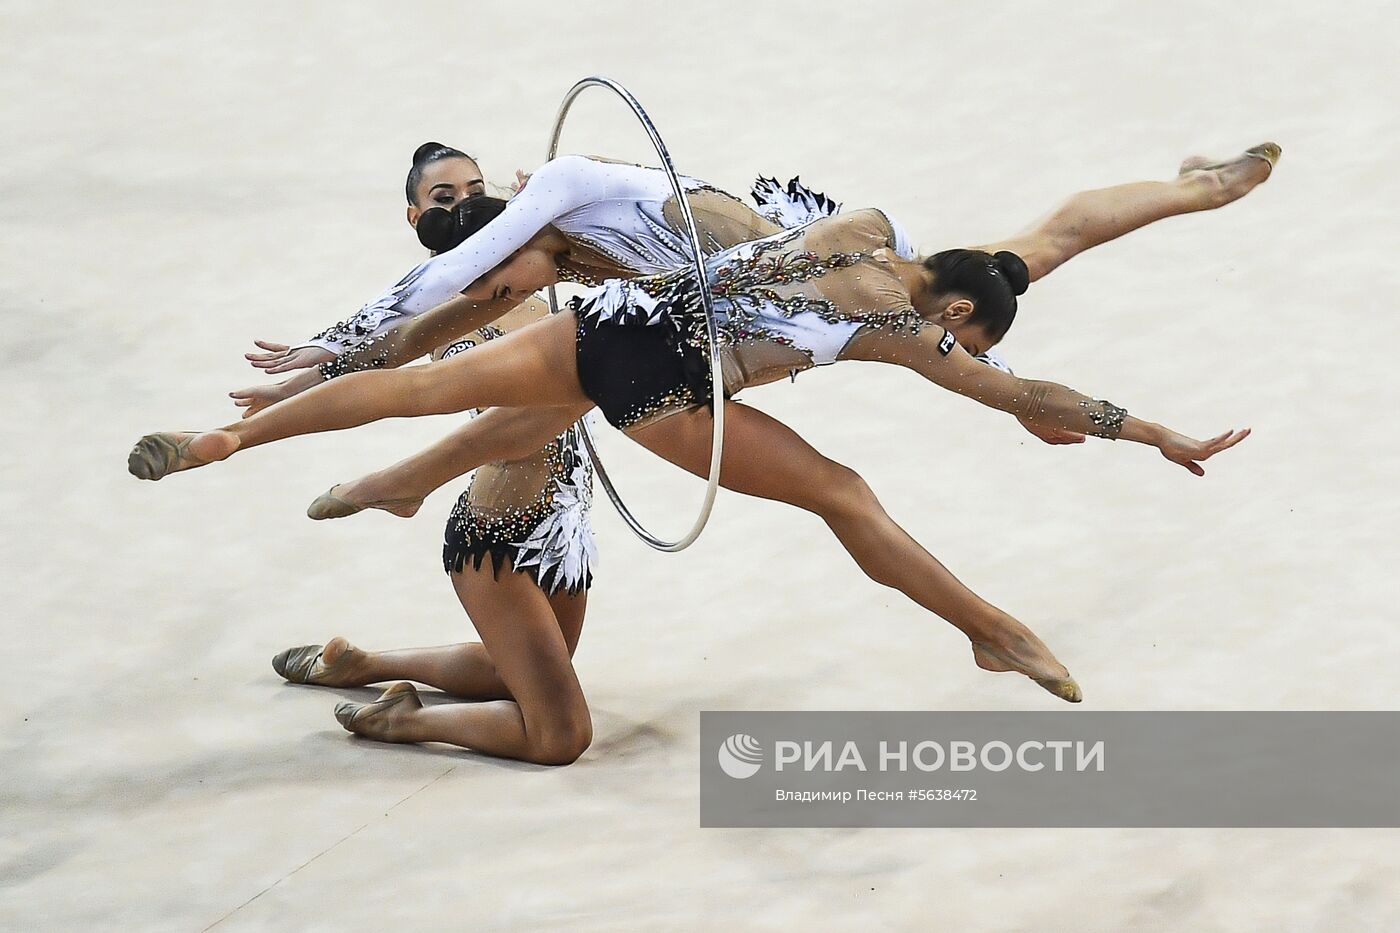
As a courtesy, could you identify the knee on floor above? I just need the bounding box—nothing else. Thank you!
[530,711,593,766]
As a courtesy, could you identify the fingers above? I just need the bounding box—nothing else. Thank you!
[232,395,270,418]
[1169,427,1252,477]
[263,358,307,374]
[1214,427,1251,452]
[1201,427,1252,460]
[230,386,273,404]
[246,340,293,366]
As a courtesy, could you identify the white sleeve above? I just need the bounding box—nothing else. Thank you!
[295,156,600,352]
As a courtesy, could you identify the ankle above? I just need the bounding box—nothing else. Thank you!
[369,468,431,502]
[394,708,428,742]
[191,429,240,463]
[1178,170,1230,209]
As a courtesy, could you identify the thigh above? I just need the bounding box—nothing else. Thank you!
[626,402,845,512]
[546,589,588,656]
[413,310,590,412]
[450,565,588,721]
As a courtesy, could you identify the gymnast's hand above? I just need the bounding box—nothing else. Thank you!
[1018,417,1086,446]
[245,340,336,374]
[228,376,300,418]
[1153,427,1251,476]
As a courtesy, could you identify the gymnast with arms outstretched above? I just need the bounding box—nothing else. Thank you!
[129,144,1273,706]
[230,142,1277,452]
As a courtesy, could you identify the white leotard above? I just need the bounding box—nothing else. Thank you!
[299,156,714,353]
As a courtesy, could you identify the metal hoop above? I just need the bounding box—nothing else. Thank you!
[544,77,725,553]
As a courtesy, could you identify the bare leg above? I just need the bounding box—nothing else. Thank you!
[128,311,587,480]
[546,588,589,656]
[629,404,1080,701]
[334,565,593,765]
[279,637,513,698]
[307,403,592,520]
[980,143,1280,282]
[275,586,588,698]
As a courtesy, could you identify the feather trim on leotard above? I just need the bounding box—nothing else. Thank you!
[750,176,842,229]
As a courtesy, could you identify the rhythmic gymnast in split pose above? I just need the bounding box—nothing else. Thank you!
[131,143,1275,715]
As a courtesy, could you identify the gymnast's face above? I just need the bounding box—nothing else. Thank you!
[407,156,486,227]
[944,318,996,358]
[460,241,560,303]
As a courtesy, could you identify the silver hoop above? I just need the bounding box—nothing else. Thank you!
[544,77,725,553]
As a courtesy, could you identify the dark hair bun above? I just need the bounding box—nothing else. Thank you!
[993,251,1030,296]
[415,204,460,251]
[416,195,509,252]
[413,141,450,164]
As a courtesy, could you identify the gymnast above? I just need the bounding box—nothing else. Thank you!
[129,143,1276,709]
[268,143,600,766]
[227,143,1275,447]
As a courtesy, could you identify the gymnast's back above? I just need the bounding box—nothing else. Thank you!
[704,207,926,385]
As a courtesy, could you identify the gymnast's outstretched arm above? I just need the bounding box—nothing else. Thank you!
[292,155,604,355]
[847,324,1249,475]
[320,292,517,372]
[230,293,543,418]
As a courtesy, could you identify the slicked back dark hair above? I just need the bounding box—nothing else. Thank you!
[405,141,476,205]
[923,248,1030,342]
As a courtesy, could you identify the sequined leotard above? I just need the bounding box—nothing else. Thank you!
[572,208,932,429]
[572,206,1129,438]
[436,298,597,594]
